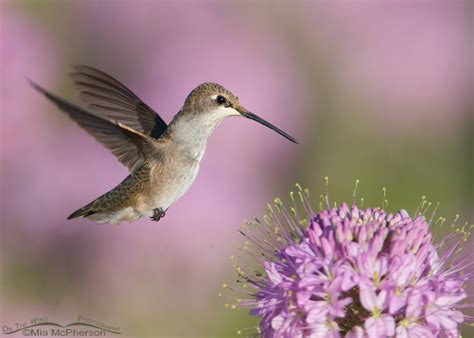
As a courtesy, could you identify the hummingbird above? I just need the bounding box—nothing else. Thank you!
[31,66,297,224]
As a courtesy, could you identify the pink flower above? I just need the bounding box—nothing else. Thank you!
[230,187,472,337]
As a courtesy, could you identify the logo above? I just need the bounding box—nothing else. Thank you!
[2,315,121,336]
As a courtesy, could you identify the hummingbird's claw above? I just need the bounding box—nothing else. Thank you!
[150,208,166,222]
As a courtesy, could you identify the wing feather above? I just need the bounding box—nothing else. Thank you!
[31,81,157,172]
[70,65,167,139]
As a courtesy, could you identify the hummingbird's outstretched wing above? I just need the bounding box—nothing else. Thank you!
[31,81,157,172]
[70,65,167,139]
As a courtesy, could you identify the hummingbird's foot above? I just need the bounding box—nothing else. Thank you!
[150,208,165,222]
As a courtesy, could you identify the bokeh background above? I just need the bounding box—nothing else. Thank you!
[1,0,472,336]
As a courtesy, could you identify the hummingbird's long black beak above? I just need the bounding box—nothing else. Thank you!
[238,109,298,144]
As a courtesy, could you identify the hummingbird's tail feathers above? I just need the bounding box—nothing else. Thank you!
[67,204,97,220]
[30,80,157,172]
[68,203,142,224]
[70,65,168,139]
[67,197,100,219]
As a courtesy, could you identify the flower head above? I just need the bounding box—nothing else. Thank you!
[229,185,472,337]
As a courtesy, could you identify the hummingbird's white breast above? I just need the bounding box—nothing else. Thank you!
[149,157,200,212]
[143,114,223,215]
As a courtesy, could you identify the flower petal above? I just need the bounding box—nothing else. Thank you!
[346,326,364,338]
[264,262,283,285]
[359,281,377,311]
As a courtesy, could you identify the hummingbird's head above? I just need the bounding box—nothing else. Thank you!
[183,82,297,143]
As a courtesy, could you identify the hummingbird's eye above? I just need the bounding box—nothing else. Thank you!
[216,95,227,105]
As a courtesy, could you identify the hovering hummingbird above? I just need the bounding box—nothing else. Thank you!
[31,66,297,224]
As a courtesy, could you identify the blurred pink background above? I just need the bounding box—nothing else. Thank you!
[1,1,472,336]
